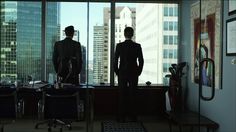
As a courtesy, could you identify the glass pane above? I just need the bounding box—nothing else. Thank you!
[169,7,173,16]
[115,3,179,85]
[114,3,136,84]
[164,6,168,16]
[46,2,87,84]
[89,3,110,85]
[174,6,178,16]
[169,35,173,44]
[169,21,173,31]
[174,21,178,31]
[174,35,178,45]
[164,35,168,45]
[46,2,60,84]
[163,49,168,58]
[164,21,168,30]
[0,1,41,84]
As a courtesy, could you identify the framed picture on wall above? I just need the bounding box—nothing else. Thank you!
[190,0,223,89]
[229,0,236,15]
[226,18,236,56]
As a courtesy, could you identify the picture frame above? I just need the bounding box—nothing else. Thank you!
[226,18,236,56]
[190,0,223,89]
[229,0,236,15]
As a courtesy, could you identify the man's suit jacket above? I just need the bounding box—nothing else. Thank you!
[53,37,82,75]
[114,40,144,77]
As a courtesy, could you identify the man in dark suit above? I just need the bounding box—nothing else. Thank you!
[114,27,144,122]
[53,26,82,85]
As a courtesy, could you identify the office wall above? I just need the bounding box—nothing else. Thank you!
[180,0,236,132]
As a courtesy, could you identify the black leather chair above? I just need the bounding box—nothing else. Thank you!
[0,87,22,132]
[35,88,79,132]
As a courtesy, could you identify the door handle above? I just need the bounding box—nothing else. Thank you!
[199,58,215,101]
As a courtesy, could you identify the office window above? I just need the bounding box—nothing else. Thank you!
[1,1,178,85]
[46,2,88,84]
[115,3,178,84]
[46,2,61,84]
[90,3,110,84]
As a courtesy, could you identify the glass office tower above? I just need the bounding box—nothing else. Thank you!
[16,2,59,83]
[46,2,60,82]
[16,2,42,83]
[0,1,59,83]
[0,2,17,83]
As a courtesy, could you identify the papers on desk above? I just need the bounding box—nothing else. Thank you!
[24,81,50,89]
[57,83,77,89]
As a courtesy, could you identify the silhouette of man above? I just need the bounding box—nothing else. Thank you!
[114,27,144,122]
[53,25,82,85]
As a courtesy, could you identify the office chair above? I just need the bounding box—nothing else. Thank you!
[35,88,79,132]
[0,87,22,132]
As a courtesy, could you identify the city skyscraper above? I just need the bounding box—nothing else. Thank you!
[46,2,61,82]
[80,45,86,84]
[17,2,60,83]
[0,1,60,83]
[93,25,106,84]
[0,2,17,83]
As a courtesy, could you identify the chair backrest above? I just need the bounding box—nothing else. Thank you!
[0,88,17,118]
[42,88,79,120]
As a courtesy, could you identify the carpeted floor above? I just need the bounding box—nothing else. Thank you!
[1,116,193,132]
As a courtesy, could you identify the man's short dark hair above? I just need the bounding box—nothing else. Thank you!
[65,26,74,36]
[124,27,134,38]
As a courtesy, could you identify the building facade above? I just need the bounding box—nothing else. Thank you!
[136,4,178,84]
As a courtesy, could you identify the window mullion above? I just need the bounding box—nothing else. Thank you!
[41,0,46,81]
[110,1,115,85]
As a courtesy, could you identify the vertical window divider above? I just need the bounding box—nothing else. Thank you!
[110,0,115,86]
[41,0,46,81]
[178,2,181,63]
[0,2,2,81]
[86,1,90,86]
